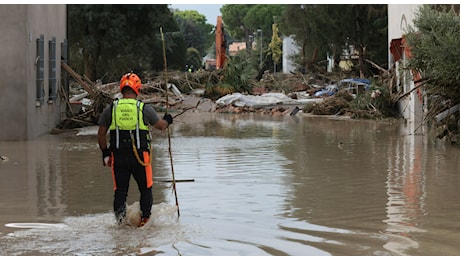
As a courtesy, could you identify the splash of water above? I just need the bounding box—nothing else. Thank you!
[1,202,187,255]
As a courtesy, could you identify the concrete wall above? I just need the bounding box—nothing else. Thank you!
[0,5,67,141]
[388,4,424,134]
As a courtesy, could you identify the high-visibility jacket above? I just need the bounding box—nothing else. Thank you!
[109,99,151,151]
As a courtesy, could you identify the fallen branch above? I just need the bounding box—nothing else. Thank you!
[397,79,430,101]
[173,100,201,119]
[365,59,388,74]
[61,61,98,96]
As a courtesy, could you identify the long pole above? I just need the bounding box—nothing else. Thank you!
[160,27,180,217]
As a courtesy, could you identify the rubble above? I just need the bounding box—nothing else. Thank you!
[54,64,398,131]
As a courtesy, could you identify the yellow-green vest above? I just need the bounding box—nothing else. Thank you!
[109,99,151,150]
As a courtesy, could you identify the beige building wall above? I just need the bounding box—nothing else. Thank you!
[228,42,247,56]
[0,5,67,141]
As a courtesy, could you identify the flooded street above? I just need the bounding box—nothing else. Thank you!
[1,112,460,256]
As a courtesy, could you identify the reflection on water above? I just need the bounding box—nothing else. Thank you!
[383,133,426,255]
[1,112,460,255]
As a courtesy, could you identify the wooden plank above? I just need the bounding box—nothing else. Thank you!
[435,104,460,122]
[159,179,195,183]
[61,61,97,96]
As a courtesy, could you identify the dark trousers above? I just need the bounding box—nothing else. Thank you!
[111,151,153,218]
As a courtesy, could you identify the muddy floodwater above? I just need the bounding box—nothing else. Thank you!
[1,112,460,256]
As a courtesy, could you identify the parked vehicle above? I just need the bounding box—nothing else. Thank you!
[314,84,338,97]
[337,78,370,96]
[314,78,370,98]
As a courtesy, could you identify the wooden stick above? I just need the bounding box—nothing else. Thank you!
[160,27,180,217]
[158,179,195,183]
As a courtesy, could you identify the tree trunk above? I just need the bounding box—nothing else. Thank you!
[83,52,96,82]
[358,46,365,78]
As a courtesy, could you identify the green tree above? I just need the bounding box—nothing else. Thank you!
[244,4,285,40]
[345,5,388,77]
[68,4,185,82]
[221,4,252,42]
[221,4,284,71]
[405,5,460,116]
[278,5,328,71]
[405,5,460,95]
[186,47,202,71]
[173,10,214,57]
[267,23,282,72]
[278,4,387,76]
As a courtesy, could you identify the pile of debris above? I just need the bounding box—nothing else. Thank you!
[57,63,190,130]
[55,62,398,131]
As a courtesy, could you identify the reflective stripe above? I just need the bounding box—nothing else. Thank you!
[111,158,116,190]
[143,151,153,188]
[113,100,120,149]
[136,100,141,149]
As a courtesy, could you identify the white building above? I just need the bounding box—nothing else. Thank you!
[388,4,424,135]
[282,35,300,74]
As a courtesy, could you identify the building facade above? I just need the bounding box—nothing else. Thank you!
[387,4,424,135]
[0,5,67,141]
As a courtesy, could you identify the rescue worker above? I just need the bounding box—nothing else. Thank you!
[97,72,173,227]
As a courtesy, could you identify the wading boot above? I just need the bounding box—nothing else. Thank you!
[115,207,127,226]
[139,217,149,227]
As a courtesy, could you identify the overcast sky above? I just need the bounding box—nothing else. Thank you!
[169,4,223,25]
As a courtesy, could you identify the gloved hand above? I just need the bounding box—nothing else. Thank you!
[101,148,112,167]
[163,113,173,125]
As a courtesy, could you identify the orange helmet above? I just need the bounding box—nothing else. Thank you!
[119,72,142,95]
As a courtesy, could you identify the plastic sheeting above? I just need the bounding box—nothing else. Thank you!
[216,92,323,108]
